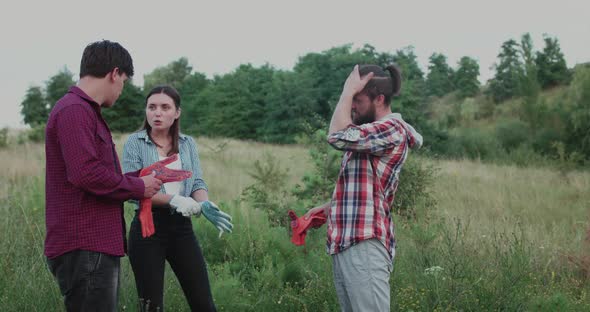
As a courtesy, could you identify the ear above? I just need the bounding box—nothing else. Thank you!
[175,107,182,119]
[376,94,386,106]
[109,67,121,82]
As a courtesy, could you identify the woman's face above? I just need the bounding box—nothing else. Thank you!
[146,93,180,132]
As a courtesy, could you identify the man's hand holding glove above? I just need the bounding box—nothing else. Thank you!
[139,154,192,238]
[169,196,233,237]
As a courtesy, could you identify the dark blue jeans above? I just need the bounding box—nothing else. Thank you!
[128,209,216,312]
[47,250,120,312]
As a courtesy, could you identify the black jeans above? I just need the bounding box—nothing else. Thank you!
[128,209,216,312]
[47,250,120,312]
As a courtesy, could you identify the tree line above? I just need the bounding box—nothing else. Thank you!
[20,33,583,160]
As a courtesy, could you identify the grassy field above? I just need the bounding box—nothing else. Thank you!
[1,135,589,311]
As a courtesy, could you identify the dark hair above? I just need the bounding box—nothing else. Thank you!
[142,85,181,156]
[79,40,134,79]
[358,64,402,104]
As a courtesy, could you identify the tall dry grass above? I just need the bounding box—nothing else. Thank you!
[1,136,589,311]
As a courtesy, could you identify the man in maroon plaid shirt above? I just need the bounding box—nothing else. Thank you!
[305,64,423,311]
[44,40,162,311]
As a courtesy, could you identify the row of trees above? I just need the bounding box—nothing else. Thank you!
[20,34,574,151]
[21,44,444,144]
[425,53,480,98]
[421,32,571,103]
[21,69,75,126]
[19,67,147,132]
[487,33,570,103]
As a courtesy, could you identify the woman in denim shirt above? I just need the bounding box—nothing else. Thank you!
[123,85,232,311]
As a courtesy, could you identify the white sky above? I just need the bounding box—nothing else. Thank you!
[1,0,588,128]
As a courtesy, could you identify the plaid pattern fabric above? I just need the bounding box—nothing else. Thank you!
[326,113,422,259]
[45,87,145,258]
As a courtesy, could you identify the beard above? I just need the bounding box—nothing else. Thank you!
[352,103,377,125]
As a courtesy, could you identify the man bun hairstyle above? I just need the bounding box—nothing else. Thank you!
[358,64,402,104]
[385,64,402,96]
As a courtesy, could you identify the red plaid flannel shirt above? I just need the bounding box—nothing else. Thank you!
[326,113,422,259]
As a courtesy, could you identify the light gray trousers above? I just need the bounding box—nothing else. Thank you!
[332,239,393,312]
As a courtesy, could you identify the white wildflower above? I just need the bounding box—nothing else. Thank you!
[424,266,444,275]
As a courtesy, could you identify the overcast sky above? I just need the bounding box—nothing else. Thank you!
[1,0,588,128]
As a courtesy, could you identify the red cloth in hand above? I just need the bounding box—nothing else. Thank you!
[139,154,192,238]
[288,209,327,246]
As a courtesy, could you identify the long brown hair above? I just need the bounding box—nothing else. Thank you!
[141,85,181,156]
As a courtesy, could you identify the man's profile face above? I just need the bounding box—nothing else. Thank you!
[351,93,377,125]
[104,71,128,108]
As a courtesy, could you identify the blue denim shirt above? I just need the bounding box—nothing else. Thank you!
[122,130,208,209]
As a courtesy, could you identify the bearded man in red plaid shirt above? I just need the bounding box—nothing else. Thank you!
[305,64,423,312]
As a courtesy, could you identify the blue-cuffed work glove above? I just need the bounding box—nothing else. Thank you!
[201,201,233,237]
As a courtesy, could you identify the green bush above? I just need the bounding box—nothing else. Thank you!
[552,141,587,173]
[457,98,479,125]
[418,123,450,158]
[502,145,551,167]
[190,198,338,311]
[532,127,563,156]
[476,96,496,119]
[563,66,590,160]
[27,123,46,142]
[393,156,437,218]
[293,127,341,204]
[294,127,437,219]
[495,119,530,152]
[241,152,292,227]
[445,128,500,159]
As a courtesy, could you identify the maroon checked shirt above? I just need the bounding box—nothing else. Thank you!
[45,86,145,258]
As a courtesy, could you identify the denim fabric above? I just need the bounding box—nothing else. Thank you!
[122,130,208,209]
[47,250,120,312]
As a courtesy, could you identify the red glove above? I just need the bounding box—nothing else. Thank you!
[139,154,192,238]
[288,209,327,246]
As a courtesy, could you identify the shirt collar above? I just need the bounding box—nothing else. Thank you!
[137,130,189,143]
[388,113,402,120]
[68,86,99,107]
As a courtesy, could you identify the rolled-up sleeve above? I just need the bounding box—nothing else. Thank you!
[327,119,404,155]
[188,137,208,193]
